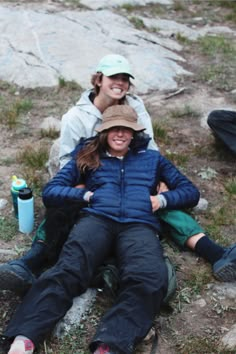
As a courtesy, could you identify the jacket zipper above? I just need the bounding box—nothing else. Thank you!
[120,158,125,220]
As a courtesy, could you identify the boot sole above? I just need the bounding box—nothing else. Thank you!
[0,266,31,295]
[213,262,236,282]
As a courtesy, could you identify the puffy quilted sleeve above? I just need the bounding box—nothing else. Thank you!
[158,155,200,209]
[42,157,89,208]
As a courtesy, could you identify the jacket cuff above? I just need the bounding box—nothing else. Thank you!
[83,191,92,202]
[156,194,167,209]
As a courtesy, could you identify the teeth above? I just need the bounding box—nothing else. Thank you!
[112,88,122,94]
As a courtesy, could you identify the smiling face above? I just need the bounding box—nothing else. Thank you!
[99,74,130,101]
[107,126,134,156]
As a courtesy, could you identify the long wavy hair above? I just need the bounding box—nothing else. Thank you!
[76,132,108,172]
[77,130,138,172]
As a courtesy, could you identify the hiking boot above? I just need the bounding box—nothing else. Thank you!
[8,336,34,354]
[0,261,35,296]
[93,343,118,354]
[213,244,236,282]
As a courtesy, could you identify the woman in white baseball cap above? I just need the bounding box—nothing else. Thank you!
[95,54,134,78]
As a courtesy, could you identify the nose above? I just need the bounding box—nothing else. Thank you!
[115,77,123,85]
[116,127,124,135]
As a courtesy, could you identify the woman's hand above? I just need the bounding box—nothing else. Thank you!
[150,195,160,212]
[157,181,169,194]
[75,184,93,202]
[75,184,86,189]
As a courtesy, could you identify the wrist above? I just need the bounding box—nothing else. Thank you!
[156,194,167,209]
[83,191,92,202]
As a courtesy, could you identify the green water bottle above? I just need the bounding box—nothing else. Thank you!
[11,175,27,218]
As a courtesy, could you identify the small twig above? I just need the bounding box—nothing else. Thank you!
[44,340,48,354]
[164,87,186,100]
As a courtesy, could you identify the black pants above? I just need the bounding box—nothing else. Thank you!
[4,214,168,354]
[207,109,236,155]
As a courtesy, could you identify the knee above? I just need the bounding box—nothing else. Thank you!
[207,110,219,128]
[38,267,87,297]
[207,110,227,129]
[143,261,169,296]
[144,263,169,310]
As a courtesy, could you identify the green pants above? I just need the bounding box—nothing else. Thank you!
[158,209,204,247]
[32,219,46,243]
[33,210,204,248]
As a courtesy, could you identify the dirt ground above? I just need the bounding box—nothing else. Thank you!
[0,1,236,354]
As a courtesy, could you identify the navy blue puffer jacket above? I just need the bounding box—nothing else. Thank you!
[43,137,200,232]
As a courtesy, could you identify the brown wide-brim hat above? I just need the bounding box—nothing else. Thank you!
[96,105,145,133]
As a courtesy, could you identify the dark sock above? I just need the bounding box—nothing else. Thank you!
[20,242,48,274]
[195,236,225,265]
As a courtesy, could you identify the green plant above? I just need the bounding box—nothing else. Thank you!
[176,33,192,45]
[16,145,49,170]
[218,0,236,23]
[121,3,136,12]
[204,204,236,246]
[225,11,236,24]
[169,104,200,119]
[40,127,60,139]
[16,144,49,190]
[0,99,33,129]
[58,0,86,8]
[173,1,186,11]
[58,76,67,88]
[50,325,89,353]
[149,26,160,33]
[224,177,236,196]
[192,34,236,90]
[198,35,235,58]
[216,0,236,9]
[22,167,47,192]
[185,267,212,295]
[0,216,18,241]
[164,150,188,166]
[175,287,192,312]
[15,99,33,114]
[0,80,12,91]
[152,121,168,142]
[199,64,227,87]
[176,335,227,354]
[129,16,146,29]
[49,301,106,354]
[58,77,82,91]
[1,107,19,128]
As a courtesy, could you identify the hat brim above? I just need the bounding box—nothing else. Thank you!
[98,67,135,79]
[96,119,145,133]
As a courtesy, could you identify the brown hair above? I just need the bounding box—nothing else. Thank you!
[91,73,103,96]
[76,132,108,172]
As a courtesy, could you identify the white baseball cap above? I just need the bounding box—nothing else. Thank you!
[96,54,134,79]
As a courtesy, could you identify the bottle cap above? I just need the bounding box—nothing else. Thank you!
[12,177,27,190]
[18,188,33,200]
